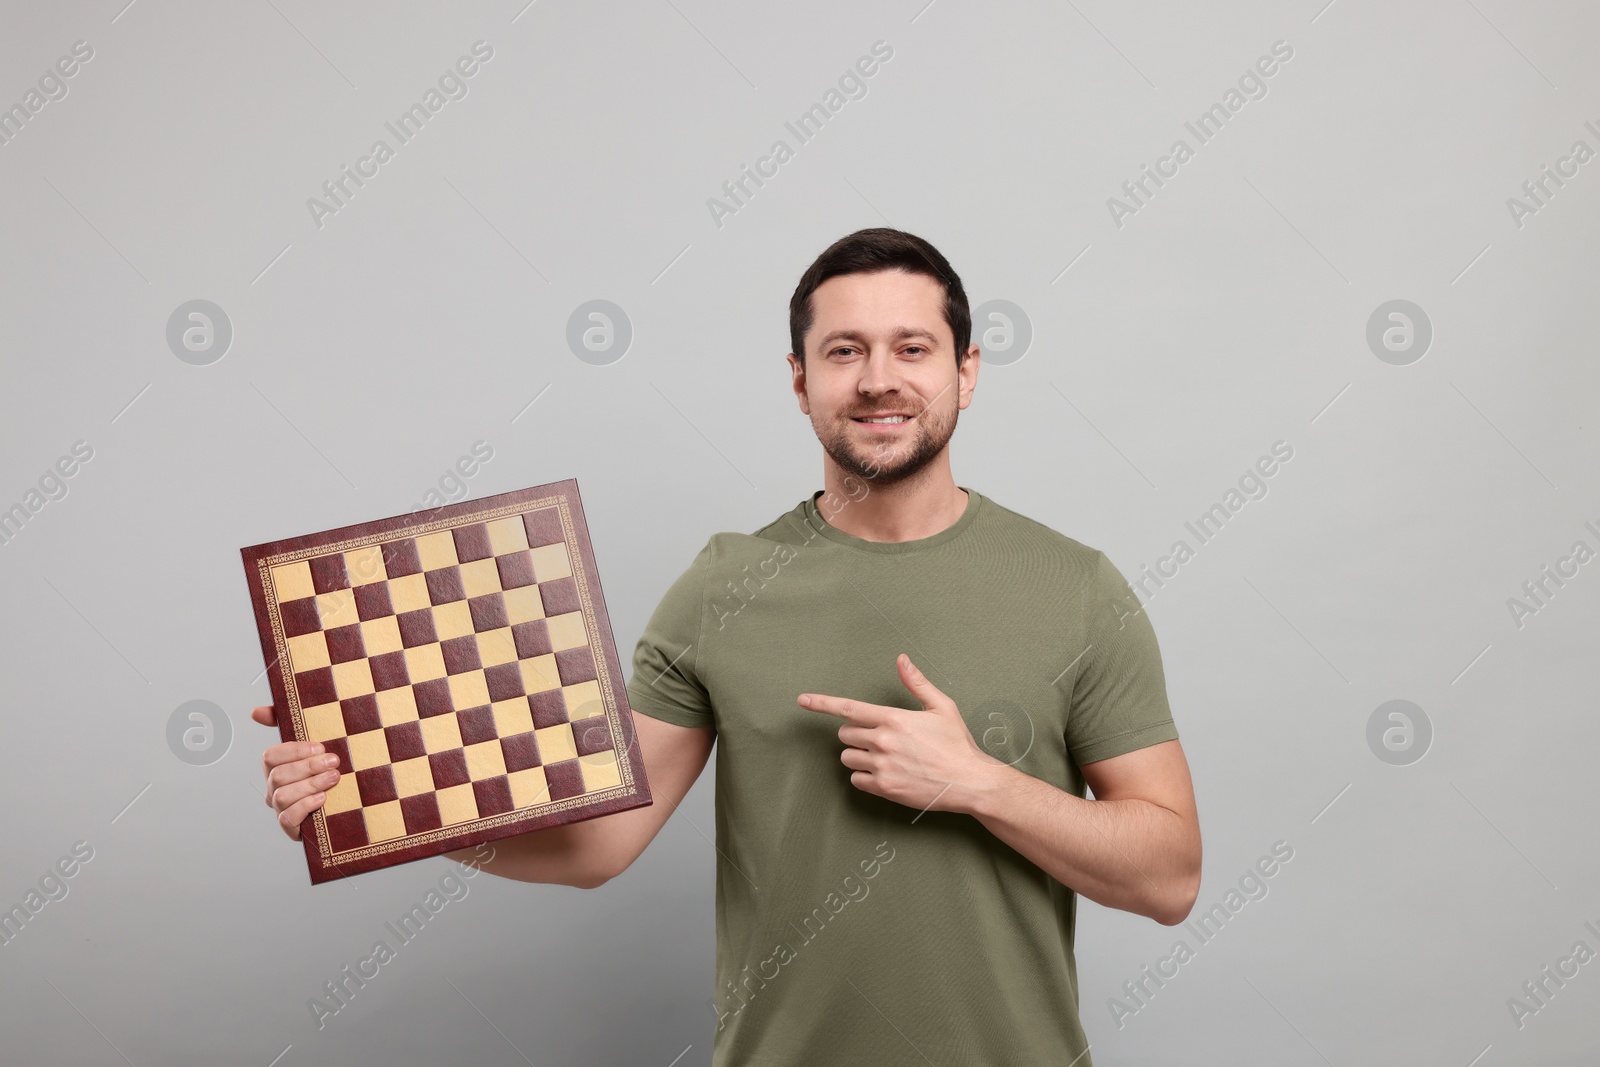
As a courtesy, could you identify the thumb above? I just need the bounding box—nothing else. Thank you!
[897,654,950,712]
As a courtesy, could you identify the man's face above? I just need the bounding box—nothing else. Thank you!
[788,269,979,487]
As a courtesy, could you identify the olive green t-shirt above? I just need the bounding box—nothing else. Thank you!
[626,486,1179,1066]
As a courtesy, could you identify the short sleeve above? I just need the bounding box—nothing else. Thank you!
[1065,551,1178,764]
[626,540,715,730]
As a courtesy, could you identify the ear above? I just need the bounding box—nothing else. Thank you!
[958,346,980,409]
[787,352,811,415]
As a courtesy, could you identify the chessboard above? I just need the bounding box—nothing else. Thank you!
[241,479,651,885]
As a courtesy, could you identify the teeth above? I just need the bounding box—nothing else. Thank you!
[860,416,907,423]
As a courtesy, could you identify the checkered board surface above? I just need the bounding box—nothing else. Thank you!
[241,481,651,884]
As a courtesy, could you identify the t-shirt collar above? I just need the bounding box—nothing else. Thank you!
[799,486,982,554]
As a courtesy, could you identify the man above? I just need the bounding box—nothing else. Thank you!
[256,227,1201,1064]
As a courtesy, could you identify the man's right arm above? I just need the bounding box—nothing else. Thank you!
[255,705,713,890]
[442,711,712,888]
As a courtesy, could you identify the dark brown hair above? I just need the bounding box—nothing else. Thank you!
[788,227,971,367]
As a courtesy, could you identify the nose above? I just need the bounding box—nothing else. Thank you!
[857,345,905,397]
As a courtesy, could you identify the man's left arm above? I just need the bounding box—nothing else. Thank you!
[801,650,1202,927]
[961,737,1201,926]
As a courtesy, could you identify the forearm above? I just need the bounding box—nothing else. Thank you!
[445,821,613,889]
[961,762,1200,924]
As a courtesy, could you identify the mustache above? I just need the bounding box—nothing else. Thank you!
[846,382,955,418]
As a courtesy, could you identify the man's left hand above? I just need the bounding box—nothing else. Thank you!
[799,654,1005,815]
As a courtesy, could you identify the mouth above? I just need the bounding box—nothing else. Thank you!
[851,413,911,426]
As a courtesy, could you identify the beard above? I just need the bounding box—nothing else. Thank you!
[815,392,959,487]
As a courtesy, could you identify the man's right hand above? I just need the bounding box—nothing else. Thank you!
[253,705,339,841]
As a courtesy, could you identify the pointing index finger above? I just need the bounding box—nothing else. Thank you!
[798,693,888,725]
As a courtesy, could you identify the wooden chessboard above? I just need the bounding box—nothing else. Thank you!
[241,479,651,884]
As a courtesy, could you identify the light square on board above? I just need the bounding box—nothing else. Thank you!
[322,773,361,815]
[485,515,529,555]
[433,601,475,641]
[464,740,507,781]
[331,659,376,699]
[580,751,622,792]
[459,558,502,599]
[392,757,434,799]
[272,561,316,603]
[376,686,420,726]
[415,531,457,571]
[288,631,330,672]
[420,715,464,754]
[529,542,572,582]
[364,801,406,843]
[360,616,403,656]
[508,767,550,808]
[535,722,577,764]
[519,655,561,695]
[564,680,605,719]
[492,698,534,738]
[403,644,447,683]
[316,588,357,629]
[448,670,491,710]
[344,545,387,586]
[303,703,345,744]
[436,783,478,826]
[347,730,389,772]
[503,585,545,624]
[547,612,589,652]
[388,573,431,614]
[476,627,517,667]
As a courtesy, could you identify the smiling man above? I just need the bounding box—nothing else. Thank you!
[625,228,1200,1063]
[257,226,1200,1067]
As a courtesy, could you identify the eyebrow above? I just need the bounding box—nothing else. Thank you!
[815,327,940,349]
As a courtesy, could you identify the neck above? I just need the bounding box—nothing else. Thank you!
[817,458,968,543]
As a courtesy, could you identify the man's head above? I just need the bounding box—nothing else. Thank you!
[786,228,980,488]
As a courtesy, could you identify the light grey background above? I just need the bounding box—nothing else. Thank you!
[1,1,1596,1064]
